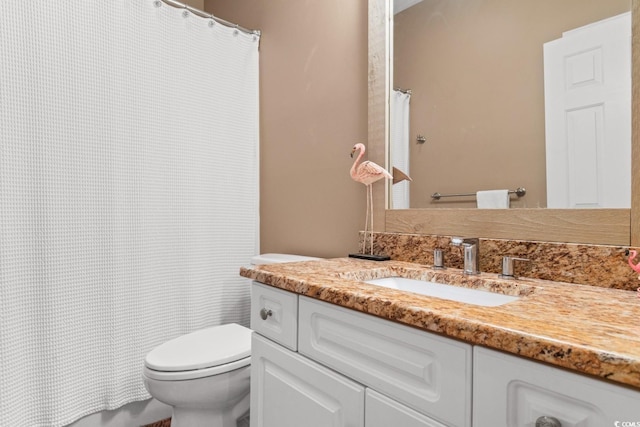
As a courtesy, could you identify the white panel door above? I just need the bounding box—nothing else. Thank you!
[250,333,365,427]
[544,12,630,208]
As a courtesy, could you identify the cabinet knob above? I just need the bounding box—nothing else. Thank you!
[535,416,561,427]
[259,308,273,320]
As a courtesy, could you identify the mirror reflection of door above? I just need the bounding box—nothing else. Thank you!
[544,12,631,208]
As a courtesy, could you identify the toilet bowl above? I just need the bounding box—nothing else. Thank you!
[143,253,319,427]
[143,323,252,427]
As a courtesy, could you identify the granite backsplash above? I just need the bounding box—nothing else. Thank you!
[366,232,639,291]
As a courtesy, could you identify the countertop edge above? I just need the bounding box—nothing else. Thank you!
[240,260,640,390]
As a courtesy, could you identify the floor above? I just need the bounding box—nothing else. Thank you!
[142,414,250,427]
[142,420,171,427]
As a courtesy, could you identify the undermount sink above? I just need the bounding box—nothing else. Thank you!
[364,276,520,307]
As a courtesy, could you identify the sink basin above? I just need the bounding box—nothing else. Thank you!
[364,277,520,307]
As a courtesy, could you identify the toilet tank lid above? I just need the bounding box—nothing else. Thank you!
[145,323,251,372]
[251,253,320,265]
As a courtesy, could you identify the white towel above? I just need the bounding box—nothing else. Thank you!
[477,190,510,208]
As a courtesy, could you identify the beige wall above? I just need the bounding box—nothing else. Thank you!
[394,0,629,208]
[203,0,368,258]
[185,0,204,10]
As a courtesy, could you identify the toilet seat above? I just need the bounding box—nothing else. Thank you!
[143,356,250,381]
[144,323,252,381]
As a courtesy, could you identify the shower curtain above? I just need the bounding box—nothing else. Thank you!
[391,90,411,209]
[0,1,259,426]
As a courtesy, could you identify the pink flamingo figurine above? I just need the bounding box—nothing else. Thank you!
[627,250,640,299]
[629,250,640,274]
[350,143,392,255]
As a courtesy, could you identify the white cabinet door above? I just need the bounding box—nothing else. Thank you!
[473,346,640,427]
[250,333,365,427]
[365,389,447,427]
[298,296,472,427]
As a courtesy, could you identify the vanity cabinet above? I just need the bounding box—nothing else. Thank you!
[473,346,640,426]
[251,282,640,427]
[250,282,471,427]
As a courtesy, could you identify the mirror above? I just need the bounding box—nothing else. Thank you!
[390,0,631,209]
[368,0,637,246]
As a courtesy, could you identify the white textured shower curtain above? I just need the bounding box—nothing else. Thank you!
[0,1,259,426]
[391,90,411,209]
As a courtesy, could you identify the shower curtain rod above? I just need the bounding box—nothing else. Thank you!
[159,0,261,37]
[394,87,412,95]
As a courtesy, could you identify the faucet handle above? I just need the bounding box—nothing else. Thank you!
[500,256,529,279]
[433,249,445,269]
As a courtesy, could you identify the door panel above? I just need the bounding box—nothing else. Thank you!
[544,12,631,208]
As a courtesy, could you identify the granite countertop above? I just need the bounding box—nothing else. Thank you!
[240,257,640,390]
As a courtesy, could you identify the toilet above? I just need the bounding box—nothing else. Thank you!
[142,253,319,427]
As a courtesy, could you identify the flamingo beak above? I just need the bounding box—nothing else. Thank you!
[350,148,356,158]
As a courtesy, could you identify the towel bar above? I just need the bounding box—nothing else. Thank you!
[431,187,526,200]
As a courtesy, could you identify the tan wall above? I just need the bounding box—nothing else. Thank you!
[203,0,368,258]
[185,0,203,10]
[394,0,629,208]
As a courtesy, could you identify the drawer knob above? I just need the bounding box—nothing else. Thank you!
[536,416,561,427]
[259,308,273,320]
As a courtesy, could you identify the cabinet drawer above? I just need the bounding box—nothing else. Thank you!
[251,333,365,427]
[251,282,298,351]
[473,346,640,427]
[366,389,447,427]
[298,296,472,427]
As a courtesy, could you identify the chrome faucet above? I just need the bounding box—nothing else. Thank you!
[451,237,480,275]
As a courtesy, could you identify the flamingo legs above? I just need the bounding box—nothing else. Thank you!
[368,183,374,255]
[362,184,370,254]
[361,183,374,255]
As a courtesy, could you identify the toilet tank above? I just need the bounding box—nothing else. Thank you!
[250,253,320,265]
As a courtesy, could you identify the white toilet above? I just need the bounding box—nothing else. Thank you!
[142,253,319,427]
